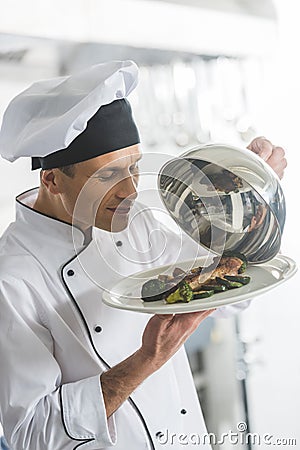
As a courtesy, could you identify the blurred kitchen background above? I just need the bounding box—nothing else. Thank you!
[0,0,299,449]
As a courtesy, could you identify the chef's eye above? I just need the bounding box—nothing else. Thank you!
[93,171,116,181]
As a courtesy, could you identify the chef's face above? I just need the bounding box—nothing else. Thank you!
[58,145,140,232]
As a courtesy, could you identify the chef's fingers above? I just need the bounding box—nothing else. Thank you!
[156,309,214,321]
[155,309,215,332]
[156,313,174,319]
[168,309,216,331]
[265,146,287,179]
[247,138,287,179]
[157,309,215,336]
[247,136,273,161]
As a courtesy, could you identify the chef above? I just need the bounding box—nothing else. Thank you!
[0,60,287,450]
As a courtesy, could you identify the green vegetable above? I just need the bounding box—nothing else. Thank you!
[166,281,193,304]
[200,284,227,293]
[224,275,250,285]
[193,290,215,300]
[141,279,166,302]
[215,277,243,289]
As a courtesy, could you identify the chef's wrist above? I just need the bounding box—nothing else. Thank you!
[100,349,159,417]
[134,347,164,374]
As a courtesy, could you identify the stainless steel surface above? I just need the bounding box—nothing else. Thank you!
[158,144,285,263]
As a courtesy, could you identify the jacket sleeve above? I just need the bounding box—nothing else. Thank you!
[0,277,116,450]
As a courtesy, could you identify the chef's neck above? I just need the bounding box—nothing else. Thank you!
[33,185,93,245]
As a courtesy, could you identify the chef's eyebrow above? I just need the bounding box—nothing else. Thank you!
[96,155,142,173]
[87,154,142,178]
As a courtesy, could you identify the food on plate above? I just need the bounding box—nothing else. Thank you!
[215,276,244,289]
[141,279,169,302]
[141,253,250,304]
[185,254,246,291]
[165,281,193,304]
[199,284,227,293]
[192,290,215,300]
[224,275,250,285]
[222,251,247,273]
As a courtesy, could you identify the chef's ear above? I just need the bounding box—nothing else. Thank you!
[40,169,61,194]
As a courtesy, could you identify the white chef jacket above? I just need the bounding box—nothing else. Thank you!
[0,188,247,450]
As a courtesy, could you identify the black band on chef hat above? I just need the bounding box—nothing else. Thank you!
[31,98,140,170]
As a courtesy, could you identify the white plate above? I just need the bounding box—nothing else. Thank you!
[102,255,297,314]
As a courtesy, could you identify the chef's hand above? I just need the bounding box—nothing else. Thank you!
[139,310,214,371]
[247,136,287,179]
[101,310,214,418]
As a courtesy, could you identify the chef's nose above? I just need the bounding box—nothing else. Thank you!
[116,174,138,200]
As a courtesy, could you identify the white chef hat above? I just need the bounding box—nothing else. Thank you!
[0,60,140,170]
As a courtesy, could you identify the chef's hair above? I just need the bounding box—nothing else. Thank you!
[58,164,76,178]
[40,164,76,178]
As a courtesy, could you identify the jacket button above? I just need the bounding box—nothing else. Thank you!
[181,409,187,414]
[116,240,122,247]
[67,269,74,276]
[94,326,102,333]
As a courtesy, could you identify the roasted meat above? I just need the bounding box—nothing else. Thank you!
[184,256,244,291]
